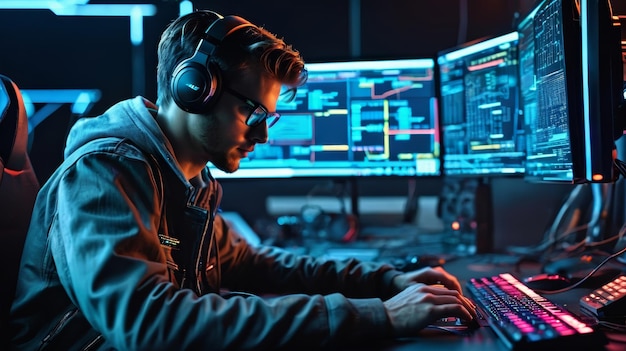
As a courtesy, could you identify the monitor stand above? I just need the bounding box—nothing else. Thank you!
[585,182,614,244]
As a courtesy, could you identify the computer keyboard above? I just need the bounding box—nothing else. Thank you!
[466,273,606,350]
[579,273,626,320]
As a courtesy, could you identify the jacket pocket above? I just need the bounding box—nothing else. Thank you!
[158,233,186,287]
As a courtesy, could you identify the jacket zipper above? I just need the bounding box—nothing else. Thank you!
[40,308,78,349]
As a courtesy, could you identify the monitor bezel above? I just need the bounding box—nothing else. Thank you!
[579,0,624,183]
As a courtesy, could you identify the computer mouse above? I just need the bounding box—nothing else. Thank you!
[542,256,601,279]
[431,316,481,330]
[522,273,572,291]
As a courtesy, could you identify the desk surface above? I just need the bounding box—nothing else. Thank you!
[344,254,626,351]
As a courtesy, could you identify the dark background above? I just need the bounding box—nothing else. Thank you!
[1,0,625,251]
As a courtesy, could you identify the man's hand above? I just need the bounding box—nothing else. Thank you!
[392,266,463,293]
[383,283,476,337]
[390,266,477,323]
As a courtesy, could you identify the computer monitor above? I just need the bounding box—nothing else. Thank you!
[521,0,624,184]
[579,0,626,249]
[519,0,585,183]
[517,0,626,274]
[579,0,625,183]
[208,58,441,179]
[437,31,525,177]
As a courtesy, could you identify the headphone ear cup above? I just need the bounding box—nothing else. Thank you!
[171,59,221,113]
[170,13,253,113]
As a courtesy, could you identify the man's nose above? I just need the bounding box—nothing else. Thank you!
[248,123,268,144]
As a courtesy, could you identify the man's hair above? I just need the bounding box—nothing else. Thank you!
[156,10,307,107]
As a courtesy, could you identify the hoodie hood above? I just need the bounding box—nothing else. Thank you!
[64,96,189,185]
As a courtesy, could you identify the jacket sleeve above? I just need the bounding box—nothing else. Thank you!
[217,215,402,299]
[50,149,393,351]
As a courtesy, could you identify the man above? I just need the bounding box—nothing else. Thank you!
[10,10,476,350]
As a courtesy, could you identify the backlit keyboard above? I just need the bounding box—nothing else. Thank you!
[466,273,606,350]
[579,273,626,319]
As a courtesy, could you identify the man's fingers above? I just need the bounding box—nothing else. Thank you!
[421,284,478,319]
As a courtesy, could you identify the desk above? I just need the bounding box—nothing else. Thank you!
[343,254,626,351]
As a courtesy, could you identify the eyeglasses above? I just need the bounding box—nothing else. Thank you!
[224,87,281,128]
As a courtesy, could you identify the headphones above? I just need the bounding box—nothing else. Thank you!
[170,12,256,113]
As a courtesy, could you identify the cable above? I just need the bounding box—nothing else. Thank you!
[533,244,626,295]
[456,0,468,45]
[599,320,626,333]
[507,184,590,256]
[506,223,589,257]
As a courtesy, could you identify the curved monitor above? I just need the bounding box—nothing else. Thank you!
[209,58,441,179]
[437,31,525,177]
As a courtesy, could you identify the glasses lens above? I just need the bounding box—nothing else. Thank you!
[246,107,267,126]
[247,108,281,128]
[266,113,280,128]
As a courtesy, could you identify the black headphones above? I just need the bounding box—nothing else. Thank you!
[170,12,256,113]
